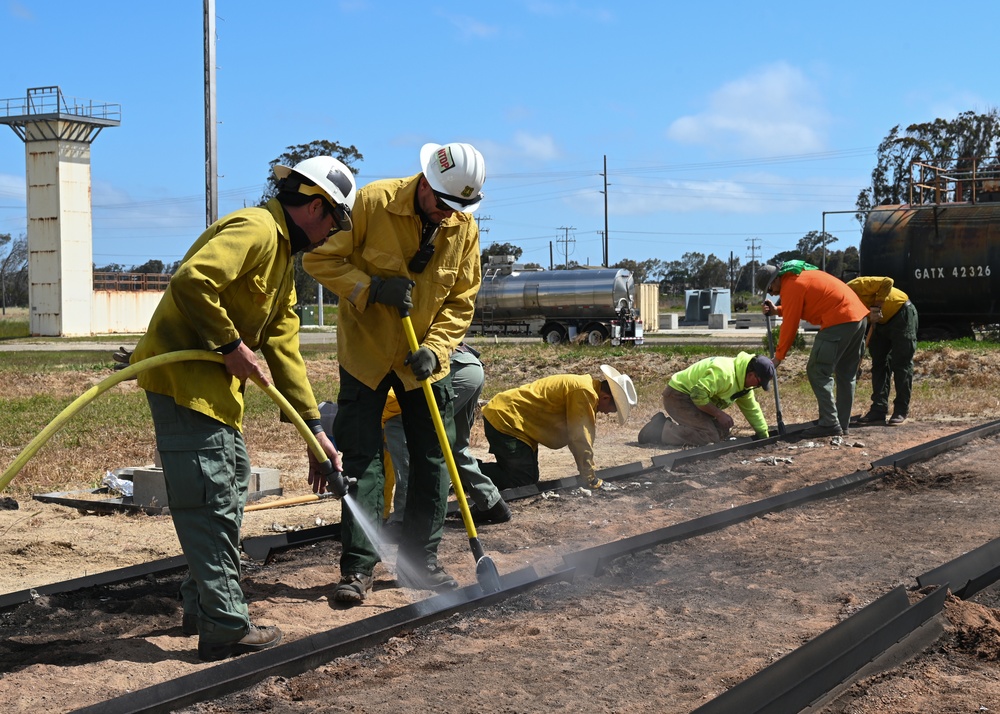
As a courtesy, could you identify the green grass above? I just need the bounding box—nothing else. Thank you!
[0,351,119,372]
[0,319,29,339]
[3,335,1000,496]
[923,337,1000,351]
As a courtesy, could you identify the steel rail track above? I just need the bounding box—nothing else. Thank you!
[7,419,1000,713]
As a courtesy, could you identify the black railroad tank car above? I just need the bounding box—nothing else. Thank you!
[860,203,1000,338]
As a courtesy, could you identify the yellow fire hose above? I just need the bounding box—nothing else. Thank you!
[401,313,501,593]
[0,350,346,496]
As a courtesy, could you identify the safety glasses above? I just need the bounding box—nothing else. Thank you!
[432,188,483,210]
[324,201,353,235]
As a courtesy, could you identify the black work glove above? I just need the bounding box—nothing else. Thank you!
[368,276,414,311]
[404,347,438,380]
[112,346,134,373]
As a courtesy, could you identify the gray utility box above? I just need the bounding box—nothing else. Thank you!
[132,467,282,510]
[684,288,732,324]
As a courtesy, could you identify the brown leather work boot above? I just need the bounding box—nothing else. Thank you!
[197,624,283,662]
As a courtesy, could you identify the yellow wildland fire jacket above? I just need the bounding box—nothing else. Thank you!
[846,276,910,324]
[133,199,319,431]
[483,374,603,483]
[303,174,481,392]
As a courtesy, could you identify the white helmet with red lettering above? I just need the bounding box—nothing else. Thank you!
[420,142,486,213]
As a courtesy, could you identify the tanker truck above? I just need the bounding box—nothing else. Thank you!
[469,257,643,345]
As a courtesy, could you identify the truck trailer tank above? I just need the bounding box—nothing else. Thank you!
[472,261,642,344]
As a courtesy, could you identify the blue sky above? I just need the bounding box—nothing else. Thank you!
[1,1,997,271]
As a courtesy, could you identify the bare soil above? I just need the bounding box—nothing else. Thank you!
[3,347,1000,713]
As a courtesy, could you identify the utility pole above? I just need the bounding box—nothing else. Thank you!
[600,155,609,266]
[557,226,576,268]
[549,241,554,270]
[203,0,218,227]
[745,236,761,296]
[475,214,492,238]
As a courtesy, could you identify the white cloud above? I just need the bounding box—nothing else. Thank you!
[667,63,829,156]
[8,1,33,20]
[436,12,499,40]
[469,133,562,172]
[511,131,560,161]
[566,178,763,217]
[564,171,861,219]
[504,105,534,123]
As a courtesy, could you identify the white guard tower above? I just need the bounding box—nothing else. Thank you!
[0,86,120,336]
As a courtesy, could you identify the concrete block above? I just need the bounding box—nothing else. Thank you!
[252,467,281,492]
[132,467,168,509]
[659,313,680,330]
[708,313,726,329]
[131,466,283,509]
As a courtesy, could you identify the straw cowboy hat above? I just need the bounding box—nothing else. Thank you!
[599,364,638,425]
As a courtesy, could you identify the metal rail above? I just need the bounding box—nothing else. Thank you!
[73,566,575,714]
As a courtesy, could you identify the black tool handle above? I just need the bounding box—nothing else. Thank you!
[764,313,787,436]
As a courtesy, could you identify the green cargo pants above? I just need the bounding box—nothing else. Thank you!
[146,391,251,645]
[868,301,918,417]
[478,417,540,490]
[806,318,868,432]
[334,367,454,576]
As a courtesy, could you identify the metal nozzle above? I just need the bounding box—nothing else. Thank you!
[322,461,355,499]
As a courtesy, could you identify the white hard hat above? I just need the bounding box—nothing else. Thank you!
[419,142,486,213]
[273,156,357,230]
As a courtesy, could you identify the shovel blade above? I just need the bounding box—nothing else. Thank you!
[476,555,502,594]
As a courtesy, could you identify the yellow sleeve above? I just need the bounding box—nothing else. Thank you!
[303,190,375,310]
[565,388,598,481]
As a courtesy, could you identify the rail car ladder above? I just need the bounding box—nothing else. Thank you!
[476,266,503,333]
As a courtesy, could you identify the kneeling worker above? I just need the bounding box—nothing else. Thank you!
[478,365,637,491]
[638,352,774,446]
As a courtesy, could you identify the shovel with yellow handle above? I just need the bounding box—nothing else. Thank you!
[400,307,502,594]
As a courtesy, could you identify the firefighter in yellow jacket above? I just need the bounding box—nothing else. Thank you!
[847,276,919,425]
[133,157,353,661]
[304,142,485,602]
[478,366,637,491]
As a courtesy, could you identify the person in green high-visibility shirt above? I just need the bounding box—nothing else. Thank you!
[637,352,773,446]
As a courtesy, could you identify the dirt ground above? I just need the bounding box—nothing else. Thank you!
[4,348,1000,712]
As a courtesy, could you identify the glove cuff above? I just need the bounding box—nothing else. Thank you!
[367,276,382,304]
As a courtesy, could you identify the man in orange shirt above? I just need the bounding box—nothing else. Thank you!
[756,262,869,437]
